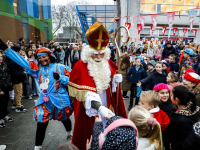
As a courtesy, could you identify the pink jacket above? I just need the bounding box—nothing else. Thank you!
[154,48,163,57]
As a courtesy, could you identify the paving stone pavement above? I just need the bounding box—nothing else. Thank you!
[0,93,132,150]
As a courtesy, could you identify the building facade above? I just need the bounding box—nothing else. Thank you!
[77,0,200,45]
[122,0,200,44]
[0,0,53,44]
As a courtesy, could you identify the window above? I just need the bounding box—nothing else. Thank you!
[141,0,199,14]
[146,4,156,12]
[157,4,170,13]
[171,5,184,13]
[13,0,20,15]
[141,4,145,12]
[38,0,44,20]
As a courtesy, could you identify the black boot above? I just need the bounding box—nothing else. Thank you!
[135,97,140,105]
[128,98,133,111]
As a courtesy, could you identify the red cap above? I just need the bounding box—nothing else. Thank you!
[184,68,196,74]
[184,73,200,85]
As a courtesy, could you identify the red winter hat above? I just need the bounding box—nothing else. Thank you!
[184,68,195,74]
[184,73,200,85]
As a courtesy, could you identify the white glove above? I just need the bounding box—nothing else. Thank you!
[98,106,115,117]
[85,92,102,117]
[112,74,122,93]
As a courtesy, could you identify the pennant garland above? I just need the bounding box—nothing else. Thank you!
[173,27,178,36]
[192,29,197,37]
[183,28,187,36]
[162,26,167,36]
[167,12,175,29]
[139,16,145,30]
[137,24,142,35]
[187,9,198,31]
[150,25,155,35]
[125,22,131,30]
[151,15,157,30]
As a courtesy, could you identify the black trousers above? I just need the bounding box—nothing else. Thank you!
[123,91,128,97]
[35,119,72,146]
[130,84,140,106]
[0,90,9,119]
[23,74,31,97]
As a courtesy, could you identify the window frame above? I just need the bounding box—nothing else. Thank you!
[140,0,200,15]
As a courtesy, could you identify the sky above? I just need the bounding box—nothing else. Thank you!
[51,0,114,5]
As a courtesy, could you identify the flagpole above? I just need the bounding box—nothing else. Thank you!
[168,28,171,40]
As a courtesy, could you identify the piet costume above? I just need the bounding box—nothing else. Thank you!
[3,47,73,122]
[68,22,127,150]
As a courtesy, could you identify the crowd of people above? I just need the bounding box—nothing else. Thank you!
[0,21,200,150]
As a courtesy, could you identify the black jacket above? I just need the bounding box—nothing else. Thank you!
[127,65,145,85]
[159,101,174,116]
[140,70,167,90]
[7,59,26,85]
[183,124,200,150]
[164,106,199,150]
[162,46,176,59]
[169,62,179,72]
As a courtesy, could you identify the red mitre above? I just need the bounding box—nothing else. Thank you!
[85,21,110,50]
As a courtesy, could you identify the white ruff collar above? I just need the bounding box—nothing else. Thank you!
[149,106,160,113]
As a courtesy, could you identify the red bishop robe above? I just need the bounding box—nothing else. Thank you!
[68,59,127,150]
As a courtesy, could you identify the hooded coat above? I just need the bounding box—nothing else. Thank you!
[121,63,131,91]
[89,116,137,150]
[162,44,176,59]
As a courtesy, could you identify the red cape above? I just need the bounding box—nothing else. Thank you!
[68,59,127,150]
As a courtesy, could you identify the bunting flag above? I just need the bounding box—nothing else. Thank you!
[130,37,132,42]
[122,16,126,25]
[162,26,167,36]
[137,24,142,35]
[135,38,137,42]
[125,22,131,30]
[192,29,197,36]
[187,9,198,31]
[150,25,155,35]
[115,17,120,22]
[139,16,145,30]
[167,12,175,29]
[173,27,178,36]
[130,16,134,25]
[151,15,157,30]
[183,28,187,36]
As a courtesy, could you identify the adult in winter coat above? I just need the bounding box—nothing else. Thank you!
[162,42,176,60]
[164,85,199,150]
[120,56,131,98]
[183,122,200,150]
[0,52,13,127]
[6,46,27,112]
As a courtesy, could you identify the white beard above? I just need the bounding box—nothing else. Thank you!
[81,45,111,94]
[87,57,111,94]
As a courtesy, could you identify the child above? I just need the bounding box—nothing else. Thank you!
[164,85,199,150]
[137,61,167,90]
[120,56,131,99]
[153,83,174,116]
[146,60,155,77]
[87,115,138,150]
[129,106,163,150]
[127,58,145,110]
[182,72,200,107]
[169,54,179,72]
[179,48,196,79]
[139,90,170,131]
[154,44,163,61]
[166,72,179,96]
[146,56,152,64]
[162,60,169,74]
